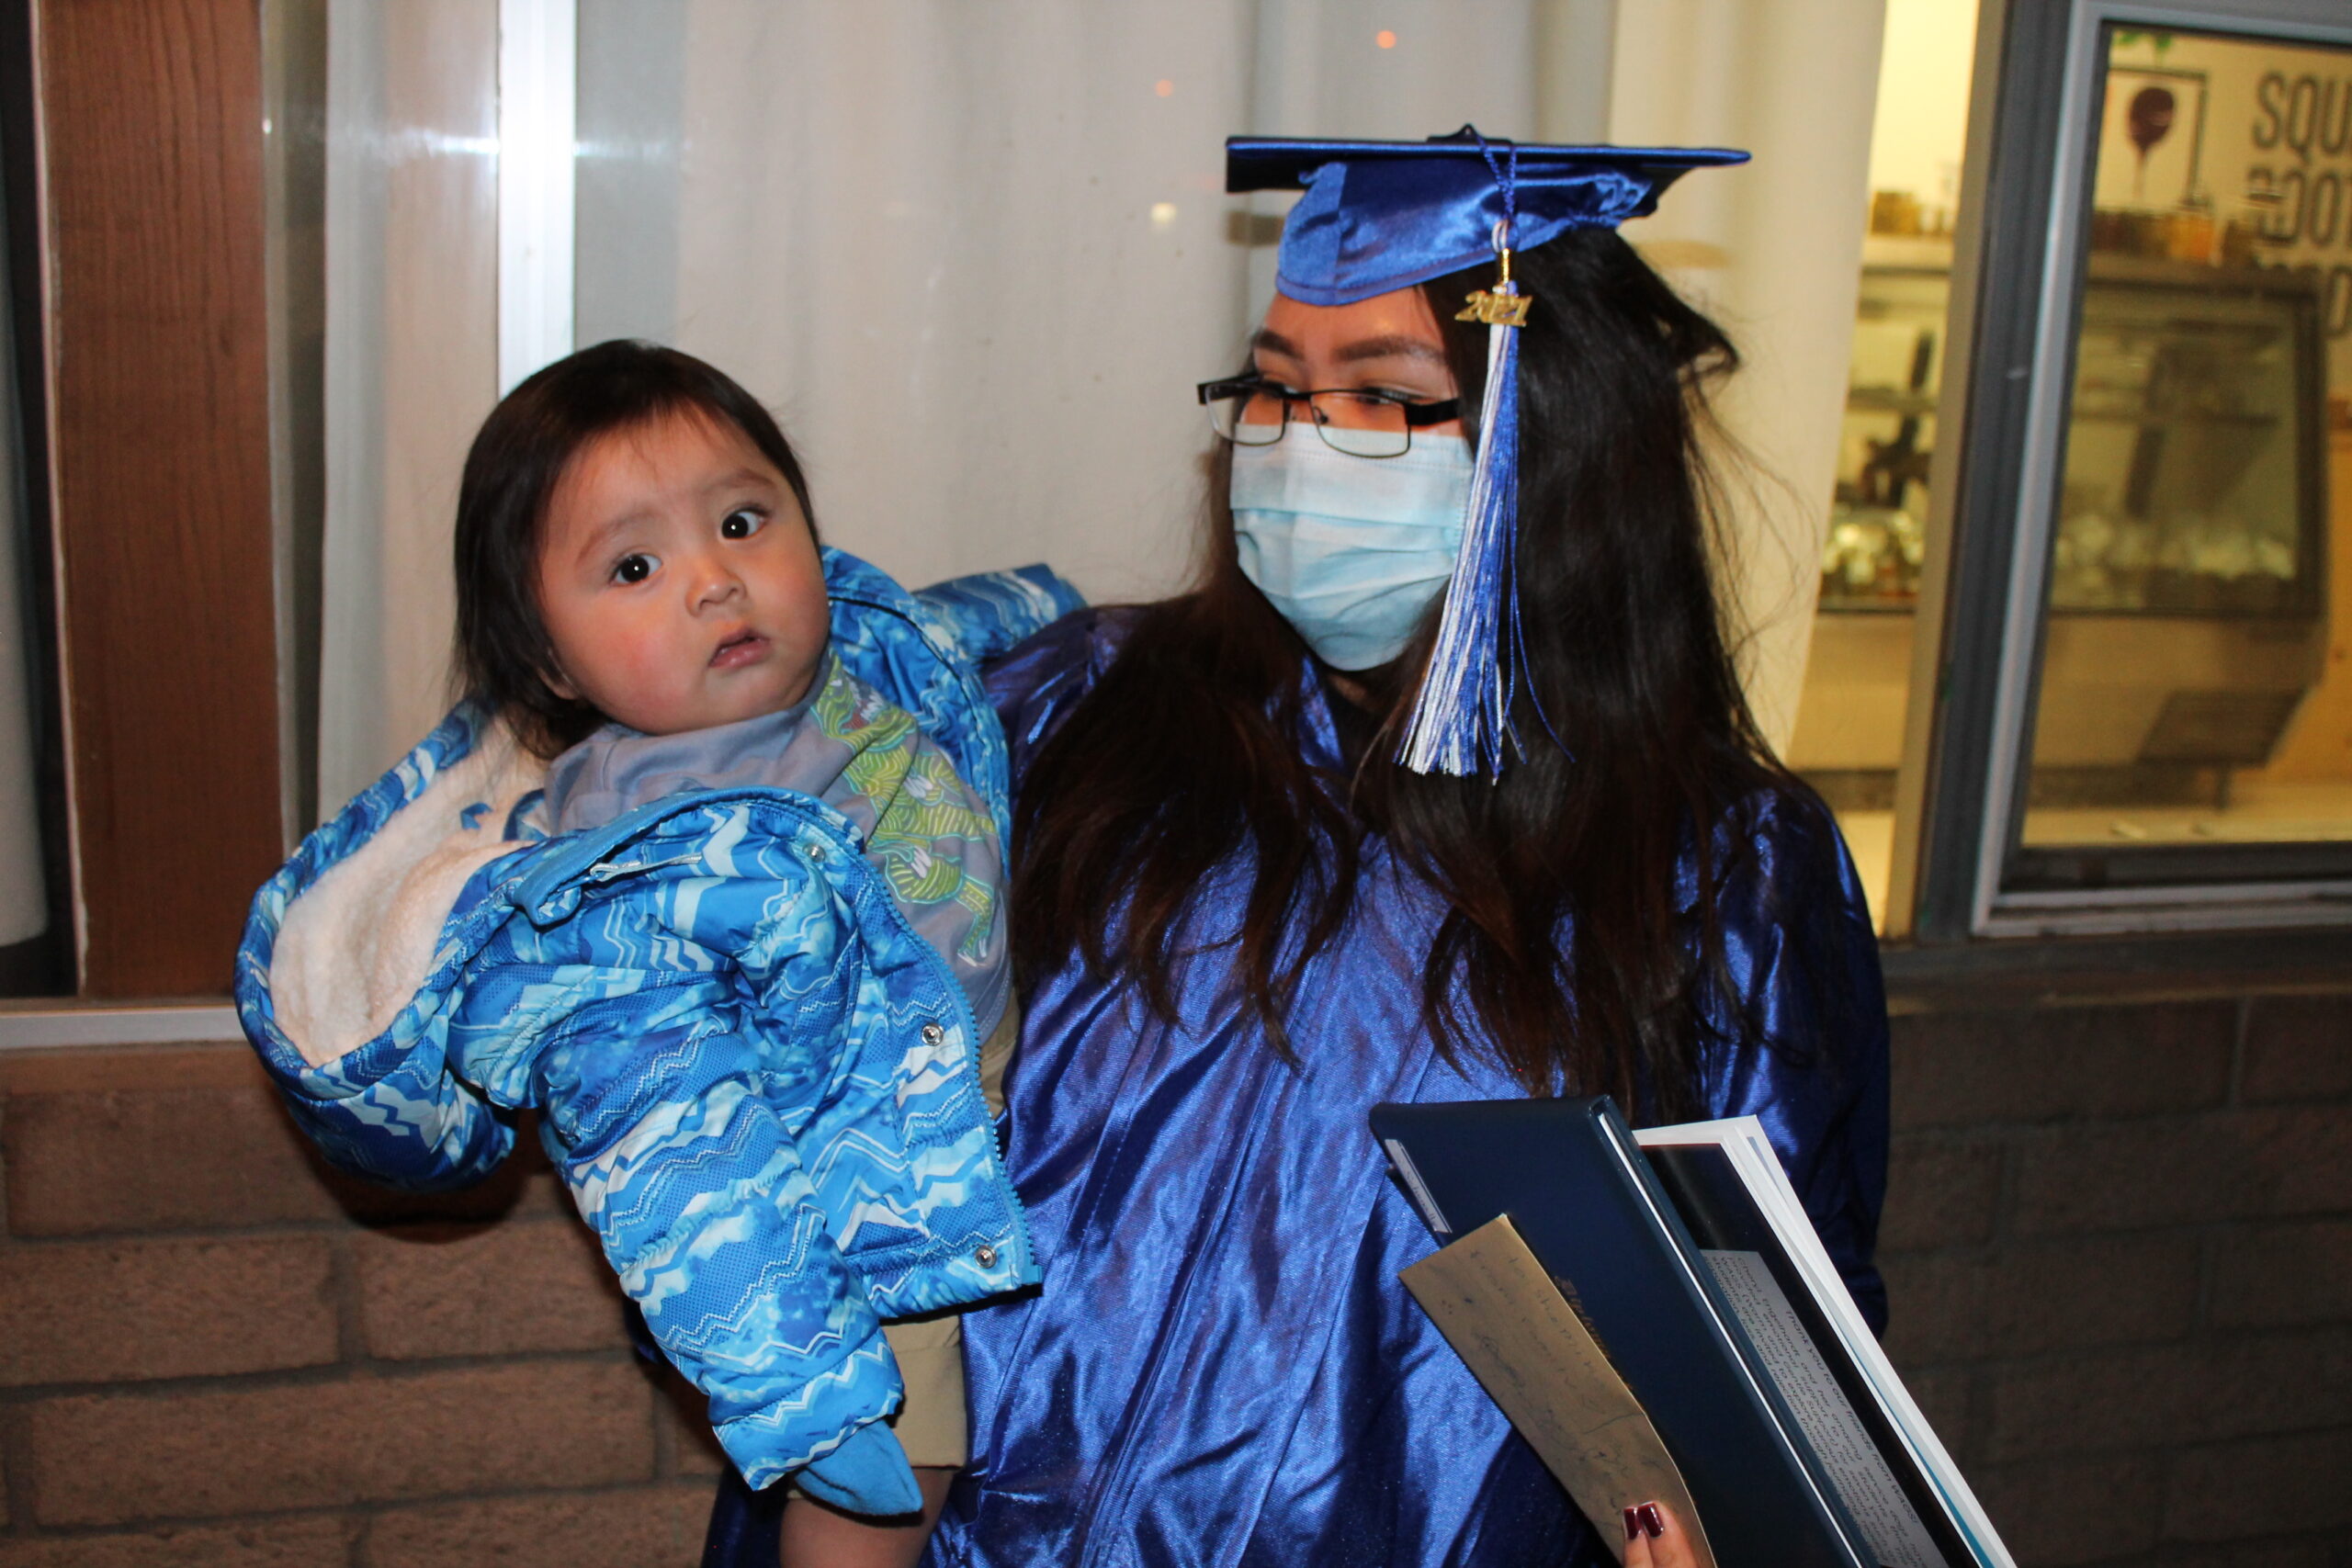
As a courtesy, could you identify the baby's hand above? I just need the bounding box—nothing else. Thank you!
[1622,1500,1702,1568]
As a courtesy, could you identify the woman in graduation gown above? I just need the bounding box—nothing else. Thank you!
[908,132,1893,1568]
[707,130,1890,1567]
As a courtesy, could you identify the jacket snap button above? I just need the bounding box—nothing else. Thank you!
[975,1245,997,1268]
[922,1022,945,1045]
[806,843,827,863]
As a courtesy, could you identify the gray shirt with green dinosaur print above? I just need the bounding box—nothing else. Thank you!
[539,648,1010,1040]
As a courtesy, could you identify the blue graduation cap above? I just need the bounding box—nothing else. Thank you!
[1227,129,1748,775]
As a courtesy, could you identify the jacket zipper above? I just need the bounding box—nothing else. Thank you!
[506,784,1038,1287]
[584,852,703,883]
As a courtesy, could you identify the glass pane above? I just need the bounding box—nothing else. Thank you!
[0,126,55,989]
[2017,27,2352,857]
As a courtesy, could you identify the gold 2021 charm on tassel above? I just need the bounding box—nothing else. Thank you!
[1456,288,1533,327]
[1455,238,1534,327]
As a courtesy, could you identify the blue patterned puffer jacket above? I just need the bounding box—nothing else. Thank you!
[237,549,1080,1492]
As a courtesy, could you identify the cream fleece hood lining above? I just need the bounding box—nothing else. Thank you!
[271,723,548,1069]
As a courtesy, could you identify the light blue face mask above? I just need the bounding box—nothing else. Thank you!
[1230,432,1472,671]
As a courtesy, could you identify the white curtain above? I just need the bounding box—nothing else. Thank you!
[316,0,1877,813]
[582,1,1588,608]
[1610,0,1888,750]
[319,0,500,816]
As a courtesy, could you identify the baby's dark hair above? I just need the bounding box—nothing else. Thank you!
[452,339,818,757]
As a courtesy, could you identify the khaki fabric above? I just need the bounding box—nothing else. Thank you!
[978,997,1016,1117]
[879,1313,970,1468]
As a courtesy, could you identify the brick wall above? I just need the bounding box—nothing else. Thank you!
[1,982,2346,1566]
[0,1045,720,1567]
[1880,987,2352,1568]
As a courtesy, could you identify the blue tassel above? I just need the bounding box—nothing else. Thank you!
[1400,303,1521,776]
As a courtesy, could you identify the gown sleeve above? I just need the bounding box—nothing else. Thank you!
[1690,788,1894,1334]
[980,605,1136,786]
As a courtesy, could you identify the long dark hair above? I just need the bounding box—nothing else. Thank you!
[1011,228,1811,1117]
[451,339,819,757]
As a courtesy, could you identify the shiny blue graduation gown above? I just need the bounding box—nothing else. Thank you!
[910,610,1892,1568]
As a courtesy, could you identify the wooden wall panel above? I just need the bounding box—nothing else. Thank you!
[39,0,281,995]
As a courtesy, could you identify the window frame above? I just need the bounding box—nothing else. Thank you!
[1896,0,2352,942]
[22,0,288,997]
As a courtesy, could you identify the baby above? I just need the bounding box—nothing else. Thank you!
[239,342,1079,1567]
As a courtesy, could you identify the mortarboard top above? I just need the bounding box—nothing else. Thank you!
[1226,130,1748,307]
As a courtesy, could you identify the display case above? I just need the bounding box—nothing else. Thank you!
[1790,245,2329,783]
[2052,258,2324,619]
[1818,254,1948,614]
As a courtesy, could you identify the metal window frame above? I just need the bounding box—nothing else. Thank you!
[1899,0,2352,943]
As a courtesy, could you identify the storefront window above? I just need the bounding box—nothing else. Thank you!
[1800,3,2352,934]
[2014,27,2351,866]
[1894,0,2352,939]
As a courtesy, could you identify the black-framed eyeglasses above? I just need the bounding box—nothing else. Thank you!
[1195,377,1463,459]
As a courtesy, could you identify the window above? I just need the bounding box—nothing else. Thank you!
[1895,0,2352,939]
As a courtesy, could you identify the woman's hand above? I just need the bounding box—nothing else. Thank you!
[1622,1500,1702,1568]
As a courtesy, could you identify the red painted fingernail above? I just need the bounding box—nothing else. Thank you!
[1639,1503,1666,1539]
[1623,1506,1642,1541]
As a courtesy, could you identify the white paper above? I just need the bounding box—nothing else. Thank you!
[1638,1119,2014,1568]
[1702,1249,1944,1568]
[1383,1138,1453,1236]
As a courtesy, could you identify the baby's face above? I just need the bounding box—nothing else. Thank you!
[537,410,829,736]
